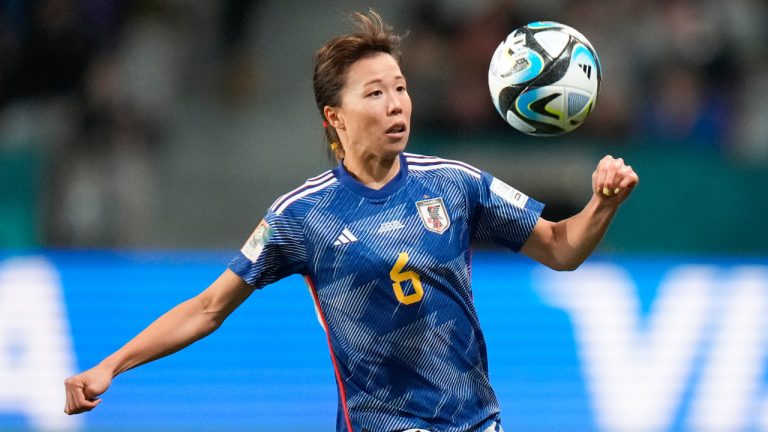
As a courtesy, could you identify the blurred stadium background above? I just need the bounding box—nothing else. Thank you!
[1,0,767,431]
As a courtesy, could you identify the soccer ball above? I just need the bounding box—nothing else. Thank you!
[488,21,602,136]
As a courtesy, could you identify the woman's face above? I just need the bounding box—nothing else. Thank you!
[330,52,412,161]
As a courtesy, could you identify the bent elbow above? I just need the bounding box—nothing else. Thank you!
[549,257,584,272]
[195,295,226,336]
[558,262,581,272]
[203,306,229,335]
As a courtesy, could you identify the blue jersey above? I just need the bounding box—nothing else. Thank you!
[229,152,544,432]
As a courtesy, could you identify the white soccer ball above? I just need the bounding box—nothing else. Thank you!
[488,21,602,136]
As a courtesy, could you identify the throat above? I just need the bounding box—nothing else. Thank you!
[343,155,401,190]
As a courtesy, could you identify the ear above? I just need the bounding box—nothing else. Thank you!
[323,106,345,130]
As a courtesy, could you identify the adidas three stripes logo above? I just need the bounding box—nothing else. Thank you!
[334,228,358,246]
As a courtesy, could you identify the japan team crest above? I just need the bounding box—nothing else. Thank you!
[415,197,451,234]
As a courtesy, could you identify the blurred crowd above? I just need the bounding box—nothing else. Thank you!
[401,0,768,156]
[0,0,260,246]
[0,0,767,248]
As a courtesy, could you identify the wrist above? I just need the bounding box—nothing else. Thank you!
[589,193,620,213]
[98,356,123,378]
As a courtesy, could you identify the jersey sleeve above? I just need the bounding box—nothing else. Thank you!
[472,171,545,252]
[227,209,307,288]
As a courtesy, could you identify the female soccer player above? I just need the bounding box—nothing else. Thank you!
[64,11,638,432]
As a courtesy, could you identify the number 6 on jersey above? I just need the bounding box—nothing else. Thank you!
[390,252,424,305]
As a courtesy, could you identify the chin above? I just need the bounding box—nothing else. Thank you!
[388,142,408,157]
[391,135,410,153]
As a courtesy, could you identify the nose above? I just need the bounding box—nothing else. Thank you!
[388,93,402,115]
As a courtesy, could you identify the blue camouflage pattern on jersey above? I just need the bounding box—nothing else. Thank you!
[229,152,544,432]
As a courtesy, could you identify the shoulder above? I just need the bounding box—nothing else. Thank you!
[269,170,339,216]
[404,152,482,181]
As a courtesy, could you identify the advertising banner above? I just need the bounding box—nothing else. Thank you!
[1,252,766,431]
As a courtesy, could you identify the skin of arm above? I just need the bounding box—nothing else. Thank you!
[64,269,252,415]
[521,155,639,271]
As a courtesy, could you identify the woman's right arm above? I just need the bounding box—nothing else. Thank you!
[64,269,253,415]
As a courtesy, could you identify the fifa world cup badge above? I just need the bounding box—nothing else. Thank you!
[241,219,273,262]
[415,197,451,234]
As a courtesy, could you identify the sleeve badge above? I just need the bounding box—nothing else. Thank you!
[240,219,273,263]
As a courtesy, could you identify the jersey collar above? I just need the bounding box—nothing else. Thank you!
[332,153,409,200]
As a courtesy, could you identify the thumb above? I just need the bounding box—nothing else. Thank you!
[83,386,104,401]
[64,376,102,415]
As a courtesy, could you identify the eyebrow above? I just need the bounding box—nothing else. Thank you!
[362,76,406,86]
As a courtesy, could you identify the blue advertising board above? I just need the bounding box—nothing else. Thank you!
[1,252,767,431]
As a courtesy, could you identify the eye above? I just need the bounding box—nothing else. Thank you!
[397,85,407,93]
[367,90,383,97]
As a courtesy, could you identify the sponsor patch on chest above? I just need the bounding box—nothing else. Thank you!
[415,197,450,234]
[377,220,406,234]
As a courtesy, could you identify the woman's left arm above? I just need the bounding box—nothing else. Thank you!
[520,155,639,271]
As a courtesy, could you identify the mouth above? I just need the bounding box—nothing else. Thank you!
[385,122,408,138]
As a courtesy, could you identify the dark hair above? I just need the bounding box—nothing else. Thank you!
[312,10,403,160]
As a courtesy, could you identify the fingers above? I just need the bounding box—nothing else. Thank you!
[65,396,101,415]
[594,155,618,196]
[618,166,639,191]
[603,157,621,195]
[64,376,102,415]
[594,155,638,198]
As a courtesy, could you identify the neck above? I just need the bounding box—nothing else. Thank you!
[343,153,401,190]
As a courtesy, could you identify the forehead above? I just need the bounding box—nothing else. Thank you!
[344,52,404,87]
